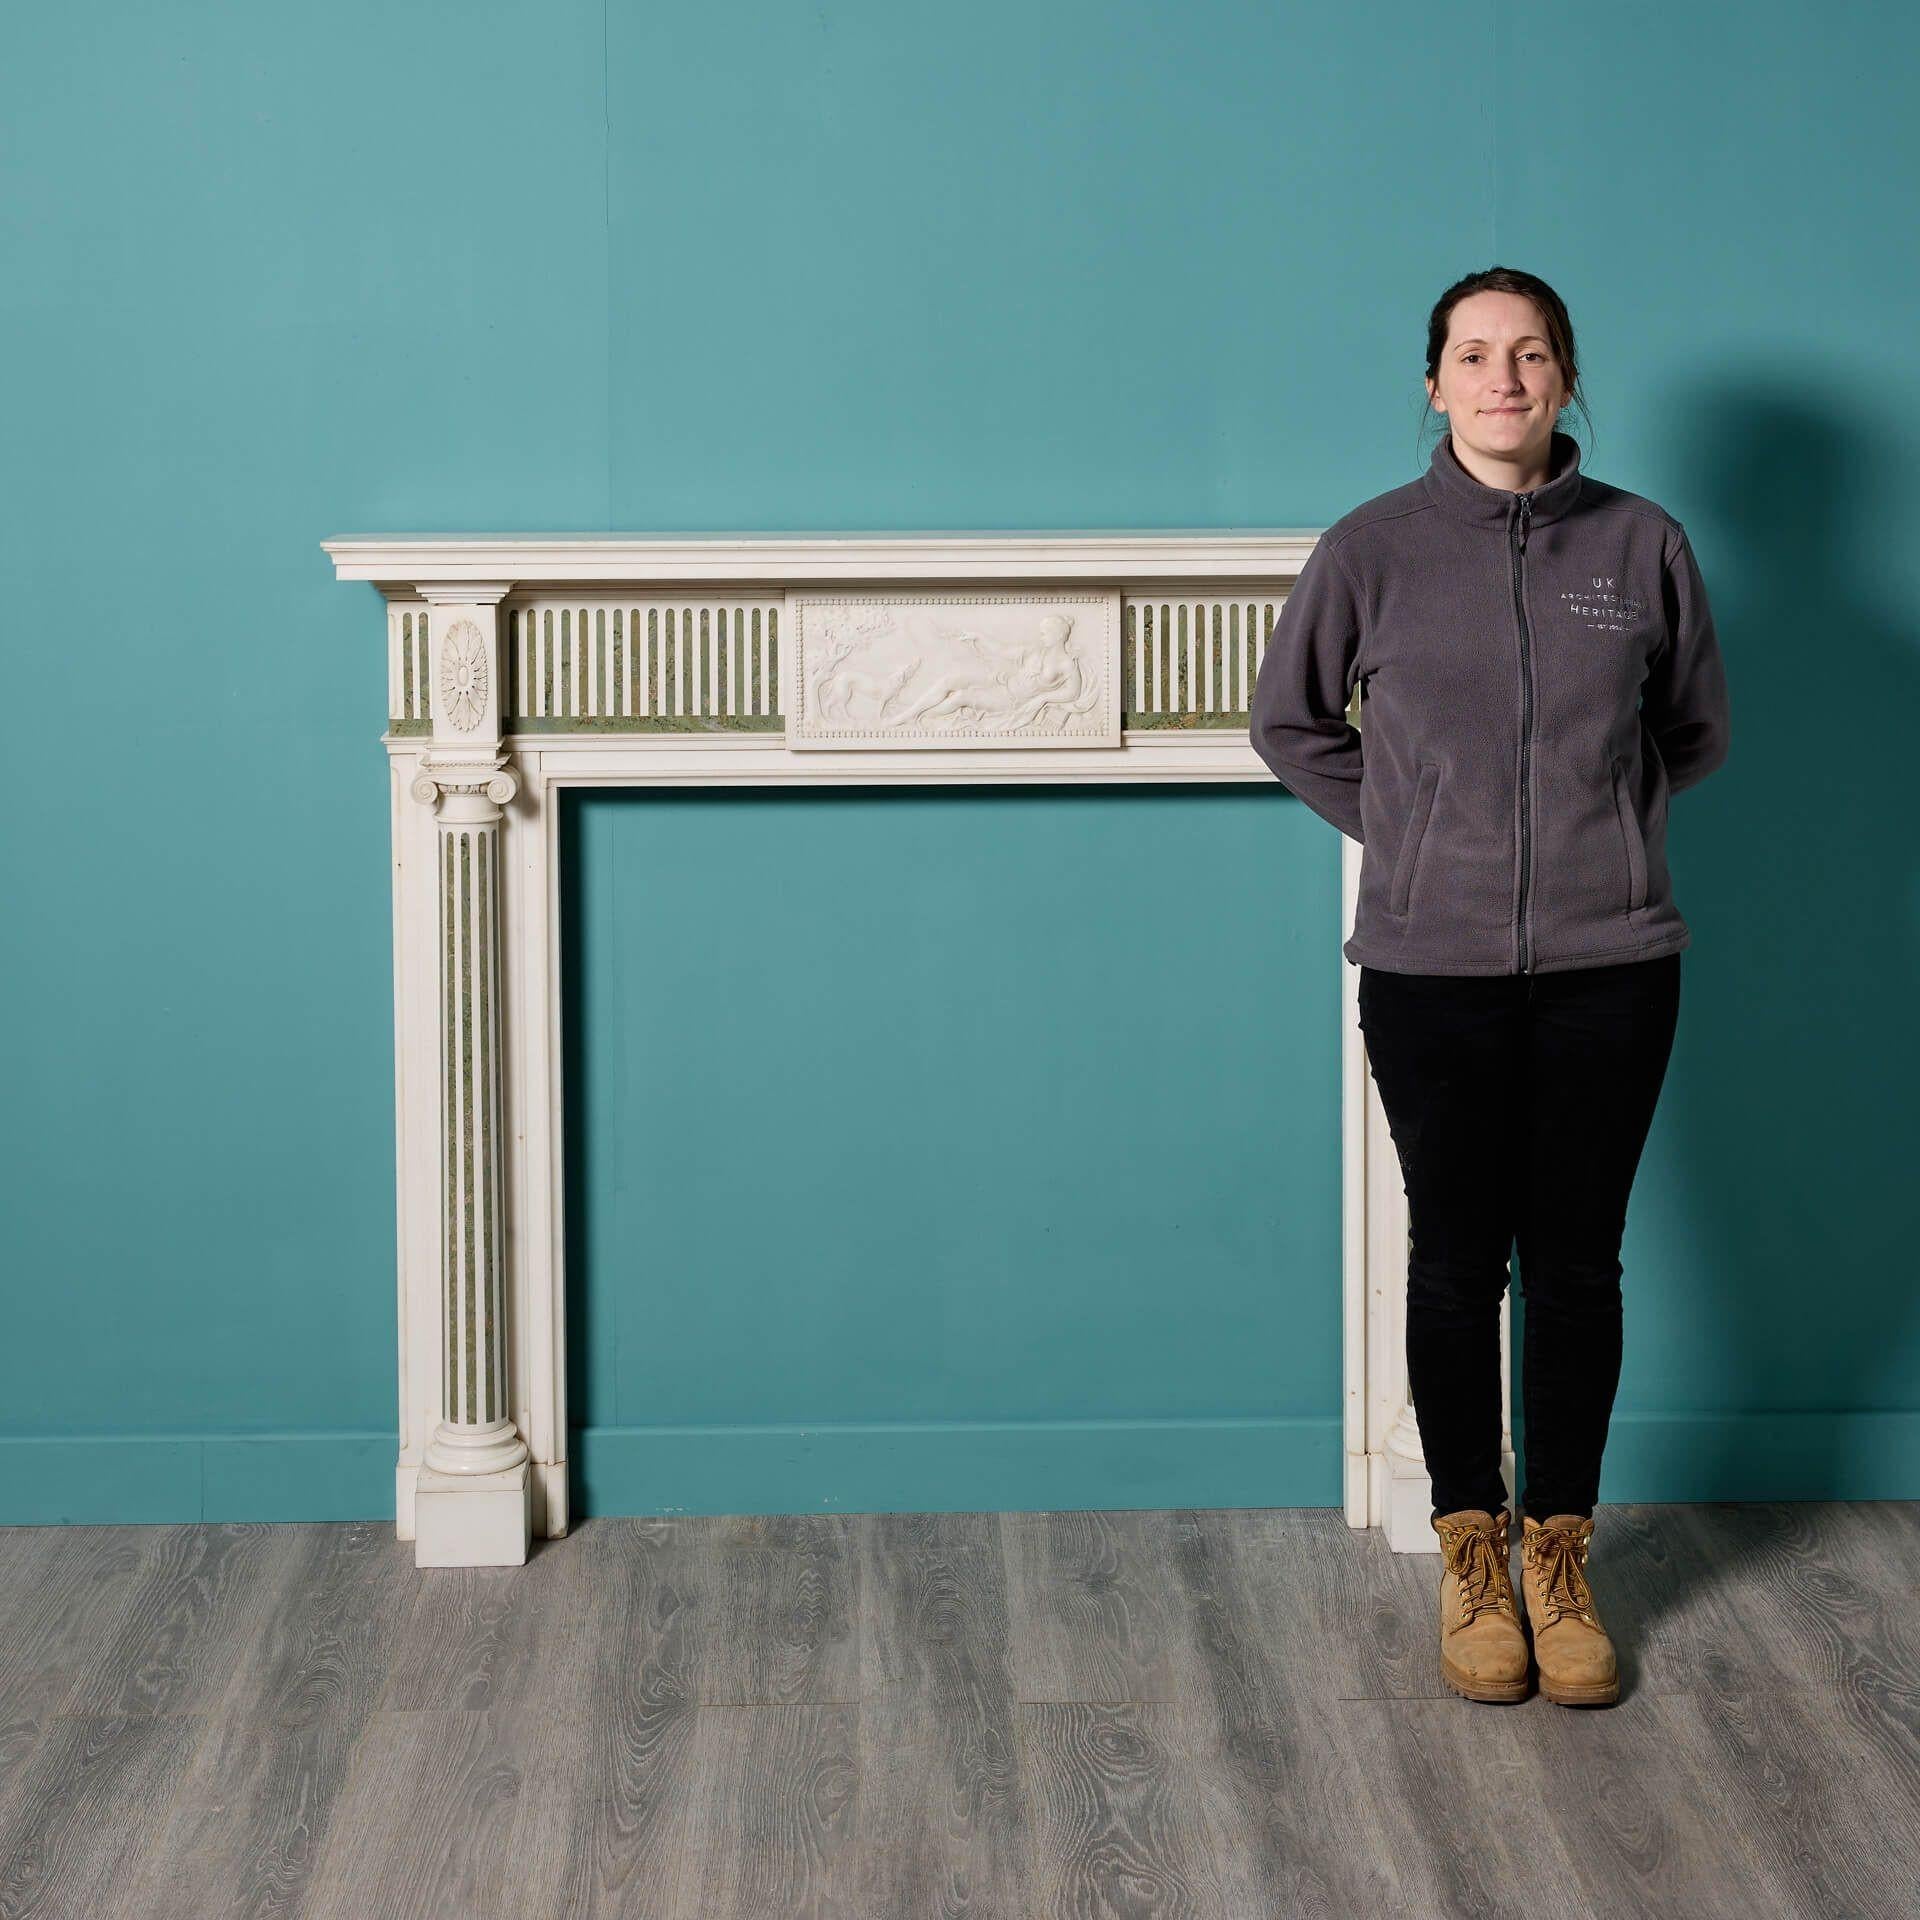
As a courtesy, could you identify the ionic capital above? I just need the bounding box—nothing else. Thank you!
[411,756,519,811]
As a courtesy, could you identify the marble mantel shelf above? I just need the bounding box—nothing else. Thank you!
[321,528,1323,587]
[324,530,1476,1567]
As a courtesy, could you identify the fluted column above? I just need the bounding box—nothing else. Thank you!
[410,582,532,1566]
[417,775,524,1475]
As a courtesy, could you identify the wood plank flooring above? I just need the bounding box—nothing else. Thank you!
[0,1501,1915,1918]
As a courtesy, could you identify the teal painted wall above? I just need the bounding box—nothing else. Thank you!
[3,2,1914,1524]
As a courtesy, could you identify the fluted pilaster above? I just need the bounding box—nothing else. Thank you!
[409,583,532,1565]
[419,779,525,1476]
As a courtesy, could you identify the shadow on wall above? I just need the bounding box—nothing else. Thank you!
[1517,391,1920,1506]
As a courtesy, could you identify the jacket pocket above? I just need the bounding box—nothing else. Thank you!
[1388,761,1441,917]
[1611,756,1649,912]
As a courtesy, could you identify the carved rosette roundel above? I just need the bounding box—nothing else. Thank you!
[438,619,490,732]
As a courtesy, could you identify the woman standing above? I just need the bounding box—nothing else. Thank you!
[1249,267,1731,1706]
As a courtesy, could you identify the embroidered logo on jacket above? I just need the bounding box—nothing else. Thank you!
[1559,575,1647,633]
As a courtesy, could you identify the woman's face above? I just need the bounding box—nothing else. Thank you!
[1426,290,1572,467]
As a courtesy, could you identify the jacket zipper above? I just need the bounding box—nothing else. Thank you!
[1511,492,1535,973]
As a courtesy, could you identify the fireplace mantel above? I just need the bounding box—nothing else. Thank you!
[322,530,1508,1565]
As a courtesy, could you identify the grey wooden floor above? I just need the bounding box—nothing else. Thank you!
[0,1501,1915,1919]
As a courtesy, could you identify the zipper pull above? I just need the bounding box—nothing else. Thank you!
[1518,493,1532,553]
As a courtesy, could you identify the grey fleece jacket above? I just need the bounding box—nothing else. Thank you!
[1249,428,1731,975]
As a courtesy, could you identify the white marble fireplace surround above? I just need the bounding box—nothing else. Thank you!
[321,531,1514,1567]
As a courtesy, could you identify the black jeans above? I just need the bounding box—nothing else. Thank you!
[1356,954,1682,1524]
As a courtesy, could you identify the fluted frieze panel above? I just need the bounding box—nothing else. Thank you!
[389,602,432,729]
[389,589,1293,735]
[1122,593,1283,728]
[508,597,784,733]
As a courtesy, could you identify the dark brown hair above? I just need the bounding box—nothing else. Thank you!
[1420,266,1591,461]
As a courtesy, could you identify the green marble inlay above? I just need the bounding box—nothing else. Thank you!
[1124,710,1252,730]
[442,832,455,1425]
[460,832,476,1426]
[510,713,785,734]
[478,830,495,1425]
[390,716,432,736]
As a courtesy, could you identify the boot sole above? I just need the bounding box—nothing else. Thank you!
[1440,1655,1531,1702]
[1538,1674,1620,1707]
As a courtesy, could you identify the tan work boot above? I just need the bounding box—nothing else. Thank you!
[1519,1512,1620,1706]
[1431,1507,1529,1702]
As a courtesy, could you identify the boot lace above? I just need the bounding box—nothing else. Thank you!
[1522,1522,1600,1628]
[1435,1515,1518,1625]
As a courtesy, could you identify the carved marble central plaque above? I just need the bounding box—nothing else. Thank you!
[786,590,1122,748]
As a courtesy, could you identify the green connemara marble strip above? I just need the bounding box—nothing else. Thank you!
[1125,710,1256,730]
[478,828,496,1425]
[400,610,416,722]
[460,832,476,1427]
[441,832,455,1425]
[508,714,789,734]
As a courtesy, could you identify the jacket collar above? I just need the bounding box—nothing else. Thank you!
[1423,425,1585,529]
